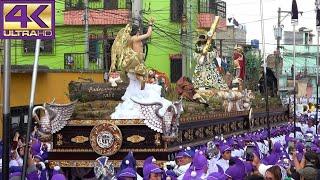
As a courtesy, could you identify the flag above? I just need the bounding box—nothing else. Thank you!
[316,0,320,29]
[291,0,298,24]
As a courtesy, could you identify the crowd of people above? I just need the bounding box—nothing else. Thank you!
[3,112,320,179]
[3,129,66,180]
[115,116,320,180]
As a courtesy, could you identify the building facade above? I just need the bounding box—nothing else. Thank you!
[216,25,247,58]
[8,0,226,81]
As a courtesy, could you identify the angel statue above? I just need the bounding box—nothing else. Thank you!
[110,18,154,90]
[32,100,77,142]
[110,19,180,121]
[192,34,228,90]
[131,98,183,140]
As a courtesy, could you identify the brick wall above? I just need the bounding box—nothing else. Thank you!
[197,13,226,30]
[64,9,129,25]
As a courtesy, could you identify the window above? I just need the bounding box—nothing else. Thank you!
[198,0,214,13]
[304,32,310,45]
[216,0,226,18]
[23,40,54,55]
[170,0,183,22]
[65,0,106,10]
[104,0,118,9]
[104,37,115,71]
[118,0,130,9]
[65,0,84,10]
[198,0,226,18]
[170,54,182,82]
[89,34,101,63]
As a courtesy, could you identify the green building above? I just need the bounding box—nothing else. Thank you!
[11,0,226,81]
[282,45,317,75]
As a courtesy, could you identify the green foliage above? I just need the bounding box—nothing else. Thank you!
[207,96,224,111]
[245,51,262,91]
[251,92,282,109]
[164,83,179,101]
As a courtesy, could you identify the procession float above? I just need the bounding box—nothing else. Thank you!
[31,16,288,173]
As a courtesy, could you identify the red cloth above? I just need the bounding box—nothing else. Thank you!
[233,52,245,80]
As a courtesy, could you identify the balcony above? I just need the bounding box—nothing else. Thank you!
[197,0,226,30]
[64,0,130,25]
[65,0,129,11]
[64,53,105,70]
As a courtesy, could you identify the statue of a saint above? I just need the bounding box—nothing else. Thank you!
[192,35,228,90]
[233,46,245,80]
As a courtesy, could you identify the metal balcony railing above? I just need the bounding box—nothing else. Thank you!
[198,0,226,18]
[282,66,319,77]
[64,53,104,70]
[65,0,130,11]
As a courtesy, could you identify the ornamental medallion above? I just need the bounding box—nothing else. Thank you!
[90,123,122,156]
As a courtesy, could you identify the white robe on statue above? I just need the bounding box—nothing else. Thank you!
[111,73,172,119]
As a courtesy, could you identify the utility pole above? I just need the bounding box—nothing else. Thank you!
[84,0,89,69]
[22,39,41,179]
[276,7,281,81]
[181,0,187,77]
[259,0,270,152]
[316,0,320,134]
[219,39,223,57]
[187,4,193,78]
[132,0,142,27]
[2,39,11,180]
[274,8,302,98]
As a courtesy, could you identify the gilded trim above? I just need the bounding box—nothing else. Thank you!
[67,109,286,127]
[90,123,122,156]
[127,135,145,143]
[68,119,144,126]
[56,133,63,146]
[71,136,89,144]
[48,160,167,168]
[49,148,170,153]
[50,148,93,152]
[154,133,161,146]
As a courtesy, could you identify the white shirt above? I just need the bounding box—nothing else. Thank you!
[304,126,316,135]
[258,163,272,177]
[208,158,220,174]
[137,173,143,180]
[257,142,268,156]
[231,149,243,158]
[216,158,229,172]
[174,163,191,177]
[177,171,208,180]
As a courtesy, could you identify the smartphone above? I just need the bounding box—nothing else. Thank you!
[245,146,255,161]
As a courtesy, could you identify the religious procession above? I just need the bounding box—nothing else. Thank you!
[1,0,320,179]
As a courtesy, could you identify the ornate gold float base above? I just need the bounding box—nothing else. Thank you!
[49,108,289,168]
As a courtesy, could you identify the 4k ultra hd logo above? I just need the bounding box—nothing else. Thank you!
[0,0,55,39]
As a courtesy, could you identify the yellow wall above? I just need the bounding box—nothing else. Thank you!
[10,71,104,106]
[0,71,104,138]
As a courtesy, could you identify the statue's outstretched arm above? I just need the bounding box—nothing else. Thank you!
[133,26,152,41]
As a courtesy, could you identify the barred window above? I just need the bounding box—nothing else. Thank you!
[104,0,118,10]
[23,40,54,55]
[198,0,226,18]
[170,0,183,22]
[89,34,101,63]
[170,54,182,82]
[65,0,128,10]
